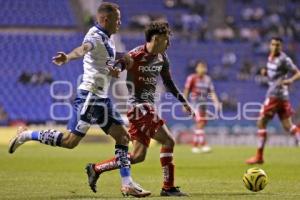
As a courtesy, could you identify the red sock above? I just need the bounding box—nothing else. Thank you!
[256,129,267,159]
[94,157,118,173]
[160,147,174,189]
[94,154,131,173]
[193,129,206,147]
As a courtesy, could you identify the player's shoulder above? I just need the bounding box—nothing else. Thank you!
[85,26,107,39]
[204,74,213,82]
[129,45,146,59]
[187,73,198,80]
[280,52,292,62]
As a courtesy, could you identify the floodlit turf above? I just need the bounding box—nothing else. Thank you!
[1,142,300,200]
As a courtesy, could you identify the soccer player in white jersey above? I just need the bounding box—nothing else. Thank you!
[246,37,300,164]
[8,2,150,197]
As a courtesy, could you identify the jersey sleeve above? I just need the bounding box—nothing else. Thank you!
[160,53,171,80]
[284,56,298,72]
[208,77,215,92]
[184,75,195,91]
[82,31,102,51]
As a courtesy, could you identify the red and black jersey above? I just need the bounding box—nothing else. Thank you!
[127,45,171,105]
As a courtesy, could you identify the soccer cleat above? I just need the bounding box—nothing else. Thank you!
[160,186,188,196]
[201,145,212,153]
[245,156,264,165]
[191,147,201,153]
[8,127,28,154]
[121,181,151,198]
[85,163,100,193]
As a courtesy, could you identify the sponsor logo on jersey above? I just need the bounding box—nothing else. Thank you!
[138,76,156,84]
[138,65,162,73]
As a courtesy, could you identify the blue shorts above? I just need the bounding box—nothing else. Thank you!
[67,90,124,137]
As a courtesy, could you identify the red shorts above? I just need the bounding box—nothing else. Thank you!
[260,97,294,120]
[127,104,165,147]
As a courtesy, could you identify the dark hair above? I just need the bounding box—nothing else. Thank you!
[195,60,207,68]
[270,36,283,43]
[145,21,171,42]
[97,2,119,14]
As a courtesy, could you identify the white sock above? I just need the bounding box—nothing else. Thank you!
[122,176,133,186]
[19,130,33,142]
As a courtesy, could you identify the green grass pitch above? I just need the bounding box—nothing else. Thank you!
[1,143,300,200]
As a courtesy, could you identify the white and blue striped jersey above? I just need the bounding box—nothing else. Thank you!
[78,24,116,98]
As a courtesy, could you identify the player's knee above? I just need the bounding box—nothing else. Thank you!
[118,133,130,145]
[61,136,79,149]
[163,137,175,148]
[64,141,78,149]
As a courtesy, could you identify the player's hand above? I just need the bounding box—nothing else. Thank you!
[52,52,69,66]
[122,54,134,69]
[108,66,121,78]
[281,79,293,86]
[182,103,195,117]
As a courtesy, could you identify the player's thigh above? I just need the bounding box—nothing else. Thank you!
[152,124,175,147]
[107,124,130,145]
[280,117,293,132]
[131,140,148,164]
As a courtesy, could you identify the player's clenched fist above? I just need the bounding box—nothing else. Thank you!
[52,52,69,66]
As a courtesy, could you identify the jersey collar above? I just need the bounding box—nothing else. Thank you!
[95,23,111,37]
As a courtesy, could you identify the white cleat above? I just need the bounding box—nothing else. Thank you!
[121,181,151,198]
[201,145,212,153]
[192,147,201,153]
[8,127,28,154]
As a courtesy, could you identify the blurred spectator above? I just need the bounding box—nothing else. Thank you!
[129,14,166,29]
[221,52,237,68]
[254,67,268,87]
[220,92,237,111]
[211,65,228,81]
[214,25,235,41]
[129,14,151,29]
[237,60,254,81]
[18,71,53,85]
[181,11,203,41]
[240,27,260,42]
[242,7,265,22]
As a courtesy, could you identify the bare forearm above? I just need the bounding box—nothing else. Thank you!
[290,71,300,82]
[67,46,86,60]
[67,43,91,61]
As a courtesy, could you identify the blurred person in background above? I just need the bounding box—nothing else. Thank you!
[183,61,221,153]
[246,37,300,164]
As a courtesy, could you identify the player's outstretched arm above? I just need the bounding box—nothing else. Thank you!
[52,43,93,66]
[161,69,194,116]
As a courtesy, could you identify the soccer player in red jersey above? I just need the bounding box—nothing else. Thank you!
[183,61,221,153]
[246,37,300,164]
[86,21,194,196]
